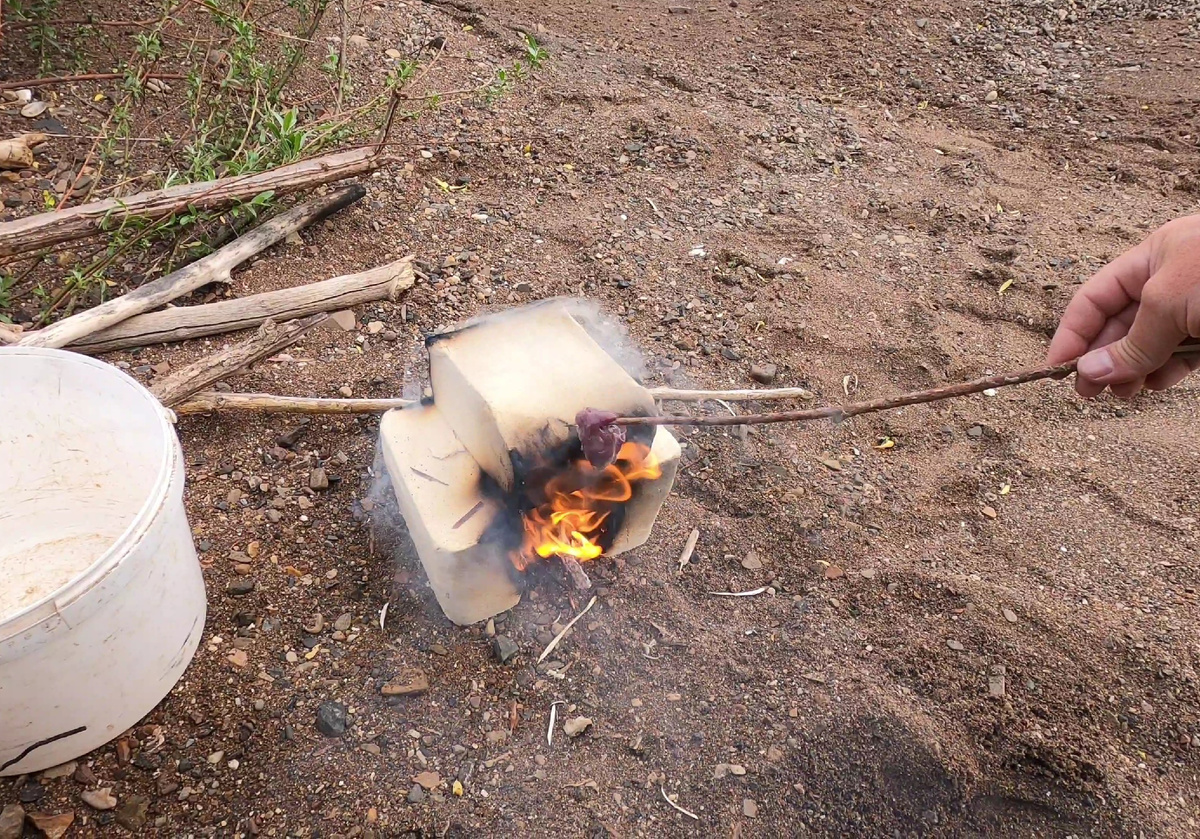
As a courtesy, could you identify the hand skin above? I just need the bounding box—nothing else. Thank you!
[1046,214,1200,398]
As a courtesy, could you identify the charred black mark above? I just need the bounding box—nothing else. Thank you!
[452,501,484,529]
[0,725,88,772]
[410,468,449,486]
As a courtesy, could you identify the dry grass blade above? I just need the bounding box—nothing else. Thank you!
[708,586,771,597]
[659,785,699,820]
[537,595,597,664]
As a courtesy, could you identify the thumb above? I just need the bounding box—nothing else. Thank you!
[1076,294,1185,384]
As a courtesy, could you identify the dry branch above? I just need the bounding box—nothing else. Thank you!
[18,186,364,350]
[652,385,816,403]
[175,392,416,415]
[0,147,383,259]
[151,315,327,407]
[69,256,414,353]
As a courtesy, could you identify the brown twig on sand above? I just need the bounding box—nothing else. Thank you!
[175,392,416,415]
[615,347,1200,429]
[0,72,187,91]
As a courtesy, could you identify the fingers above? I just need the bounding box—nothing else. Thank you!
[1145,354,1200,391]
[1046,243,1153,365]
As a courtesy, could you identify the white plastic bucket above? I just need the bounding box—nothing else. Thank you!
[0,347,206,775]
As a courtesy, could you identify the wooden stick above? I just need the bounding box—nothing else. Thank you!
[652,385,816,403]
[0,147,383,259]
[617,346,1200,428]
[175,392,416,415]
[151,315,327,407]
[0,72,186,90]
[17,186,364,349]
[561,556,592,591]
[68,256,414,354]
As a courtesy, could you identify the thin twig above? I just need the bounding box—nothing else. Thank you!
[708,586,772,597]
[653,385,816,403]
[537,595,597,664]
[0,72,186,91]
[659,786,699,820]
[617,347,1200,428]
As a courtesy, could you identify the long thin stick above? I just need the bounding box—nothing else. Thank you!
[175,392,416,415]
[616,346,1200,428]
[653,385,815,403]
[537,595,597,664]
[0,72,186,91]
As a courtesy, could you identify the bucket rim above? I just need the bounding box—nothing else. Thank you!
[0,347,178,633]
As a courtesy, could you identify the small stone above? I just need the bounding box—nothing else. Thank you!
[988,672,1006,698]
[743,798,758,818]
[493,635,519,664]
[981,506,997,519]
[749,363,778,384]
[413,771,441,790]
[207,750,225,764]
[73,765,97,785]
[329,310,356,331]
[316,701,348,737]
[513,281,532,292]
[407,785,425,804]
[338,385,353,398]
[767,746,784,762]
[1002,608,1018,624]
[227,649,248,668]
[27,811,74,839]
[741,551,763,570]
[309,467,330,490]
[334,613,352,631]
[563,716,593,737]
[81,788,117,811]
[381,669,430,696]
[19,783,45,804]
[0,805,25,839]
[246,541,260,559]
[820,458,842,471]
[721,347,743,362]
[824,565,844,580]
[985,89,999,102]
[728,764,747,776]
[115,796,149,832]
[947,639,965,651]
[227,578,256,596]
[367,321,385,335]
[40,761,76,780]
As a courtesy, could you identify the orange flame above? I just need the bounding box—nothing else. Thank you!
[512,441,661,570]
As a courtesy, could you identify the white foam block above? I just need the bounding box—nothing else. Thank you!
[378,404,521,625]
[428,303,656,491]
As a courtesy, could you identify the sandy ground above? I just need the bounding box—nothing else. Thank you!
[3,0,1200,836]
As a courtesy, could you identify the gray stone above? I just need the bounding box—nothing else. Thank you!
[115,795,150,831]
[493,635,519,664]
[407,785,425,804]
[0,804,24,839]
[749,363,778,384]
[316,701,348,737]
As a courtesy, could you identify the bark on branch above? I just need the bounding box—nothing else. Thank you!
[18,185,364,350]
[69,256,414,354]
[151,315,328,407]
[0,147,383,259]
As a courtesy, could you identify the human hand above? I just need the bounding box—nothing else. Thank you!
[1047,214,1200,398]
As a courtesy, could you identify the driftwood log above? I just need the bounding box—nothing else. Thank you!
[0,147,383,259]
[151,315,328,407]
[70,256,414,354]
[18,186,364,350]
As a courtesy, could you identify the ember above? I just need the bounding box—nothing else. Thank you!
[513,441,662,570]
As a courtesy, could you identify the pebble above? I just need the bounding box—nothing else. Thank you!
[334,613,352,631]
[741,551,763,570]
[329,310,356,331]
[227,578,256,596]
[749,363,778,384]
[981,506,997,519]
[947,639,965,651]
[115,796,149,831]
[0,805,24,839]
[338,385,353,398]
[493,635,519,664]
[367,321,385,335]
[316,701,348,737]
[80,788,117,811]
[1002,608,1018,623]
[407,785,426,803]
[19,783,44,804]
[824,565,844,580]
[381,669,430,696]
[309,467,330,491]
[743,798,758,818]
[26,812,73,839]
[563,716,593,737]
[414,770,441,790]
[40,761,76,780]
[988,665,1007,698]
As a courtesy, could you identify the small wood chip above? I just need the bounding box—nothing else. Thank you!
[677,527,700,573]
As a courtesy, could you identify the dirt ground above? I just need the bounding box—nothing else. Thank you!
[3,0,1200,836]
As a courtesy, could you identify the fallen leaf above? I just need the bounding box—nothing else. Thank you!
[452,780,463,796]
[999,483,1011,496]
[873,437,895,450]
[998,278,1014,295]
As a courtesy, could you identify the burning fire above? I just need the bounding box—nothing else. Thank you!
[513,441,661,570]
